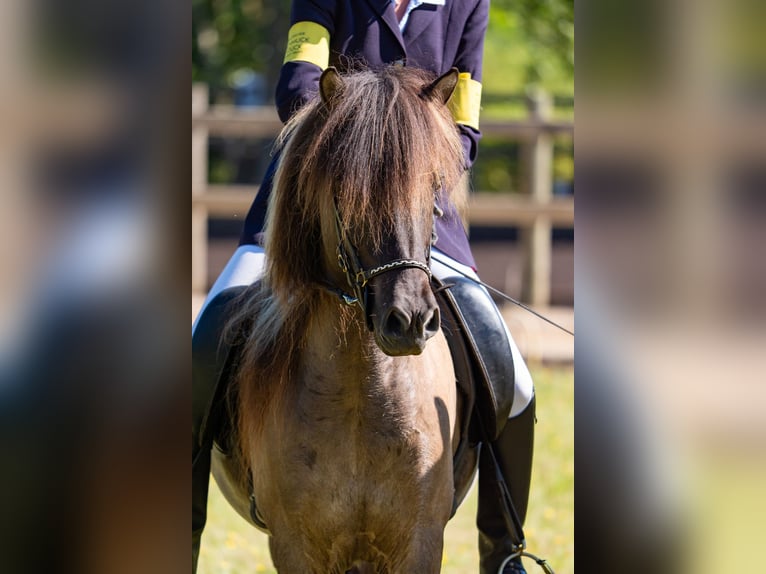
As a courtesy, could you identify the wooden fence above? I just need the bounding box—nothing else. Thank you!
[192,83,573,306]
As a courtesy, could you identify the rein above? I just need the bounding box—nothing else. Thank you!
[430,252,575,337]
[328,199,432,327]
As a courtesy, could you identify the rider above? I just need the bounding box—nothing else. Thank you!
[193,2,536,573]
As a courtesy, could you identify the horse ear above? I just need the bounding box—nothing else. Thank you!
[320,67,344,105]
[424,68,459,105]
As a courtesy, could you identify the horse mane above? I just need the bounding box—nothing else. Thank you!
[226,66,465,457]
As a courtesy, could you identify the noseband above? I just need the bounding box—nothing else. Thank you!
[329,199,432,328]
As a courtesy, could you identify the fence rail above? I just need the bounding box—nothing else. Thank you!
[192,185,574,225]
[192,83,573,305]
[192,105,574,140]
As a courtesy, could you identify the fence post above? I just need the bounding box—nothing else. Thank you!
[520,91,554,307]
[192,84,209,293]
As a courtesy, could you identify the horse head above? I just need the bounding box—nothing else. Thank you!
[320,66,461,356]
[264,65,465,356]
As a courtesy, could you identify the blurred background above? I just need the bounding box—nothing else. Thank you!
[0,0,187,572]
[577,0,766,572]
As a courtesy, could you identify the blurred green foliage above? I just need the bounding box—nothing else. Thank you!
[192,0,292,102]
[484,0,574,99]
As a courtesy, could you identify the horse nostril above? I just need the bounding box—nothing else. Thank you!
[383,308,410,339]
[380,305,439,352]
[424,307,440,337]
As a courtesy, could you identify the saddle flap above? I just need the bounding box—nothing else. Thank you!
[193,285,249,448]
[435,275,515,440]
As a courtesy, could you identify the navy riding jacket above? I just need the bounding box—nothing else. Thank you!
[240,0,489,267]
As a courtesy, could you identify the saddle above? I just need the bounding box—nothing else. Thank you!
[434,274,517,515]
[435,275,515,441]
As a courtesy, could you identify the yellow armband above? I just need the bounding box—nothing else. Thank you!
[283,21,331,69]
[447,72,482,130]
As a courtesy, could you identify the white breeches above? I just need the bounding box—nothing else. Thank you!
[193,245,534,418]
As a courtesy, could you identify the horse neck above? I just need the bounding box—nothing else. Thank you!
[301,297,411,407]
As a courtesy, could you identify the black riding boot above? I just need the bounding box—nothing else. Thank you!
[192,288,243,573]
[477,396,536,574]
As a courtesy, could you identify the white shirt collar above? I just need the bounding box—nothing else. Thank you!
[396,0,445,32]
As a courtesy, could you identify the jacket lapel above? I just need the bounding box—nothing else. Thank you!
[403,1,443,45]
[365,0,406,54]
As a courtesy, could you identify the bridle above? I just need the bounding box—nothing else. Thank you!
[328,198,433,329]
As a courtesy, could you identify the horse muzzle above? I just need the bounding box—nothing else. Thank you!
[375,302,440,356]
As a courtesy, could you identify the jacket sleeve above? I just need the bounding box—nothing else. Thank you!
[449,0,489,168]
[275,0,337,123]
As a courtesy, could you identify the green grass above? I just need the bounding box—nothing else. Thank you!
[198,366,573,573]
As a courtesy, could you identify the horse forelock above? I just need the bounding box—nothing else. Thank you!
[270,67,465,260]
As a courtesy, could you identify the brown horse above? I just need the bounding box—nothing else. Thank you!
[213,66,468,573]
